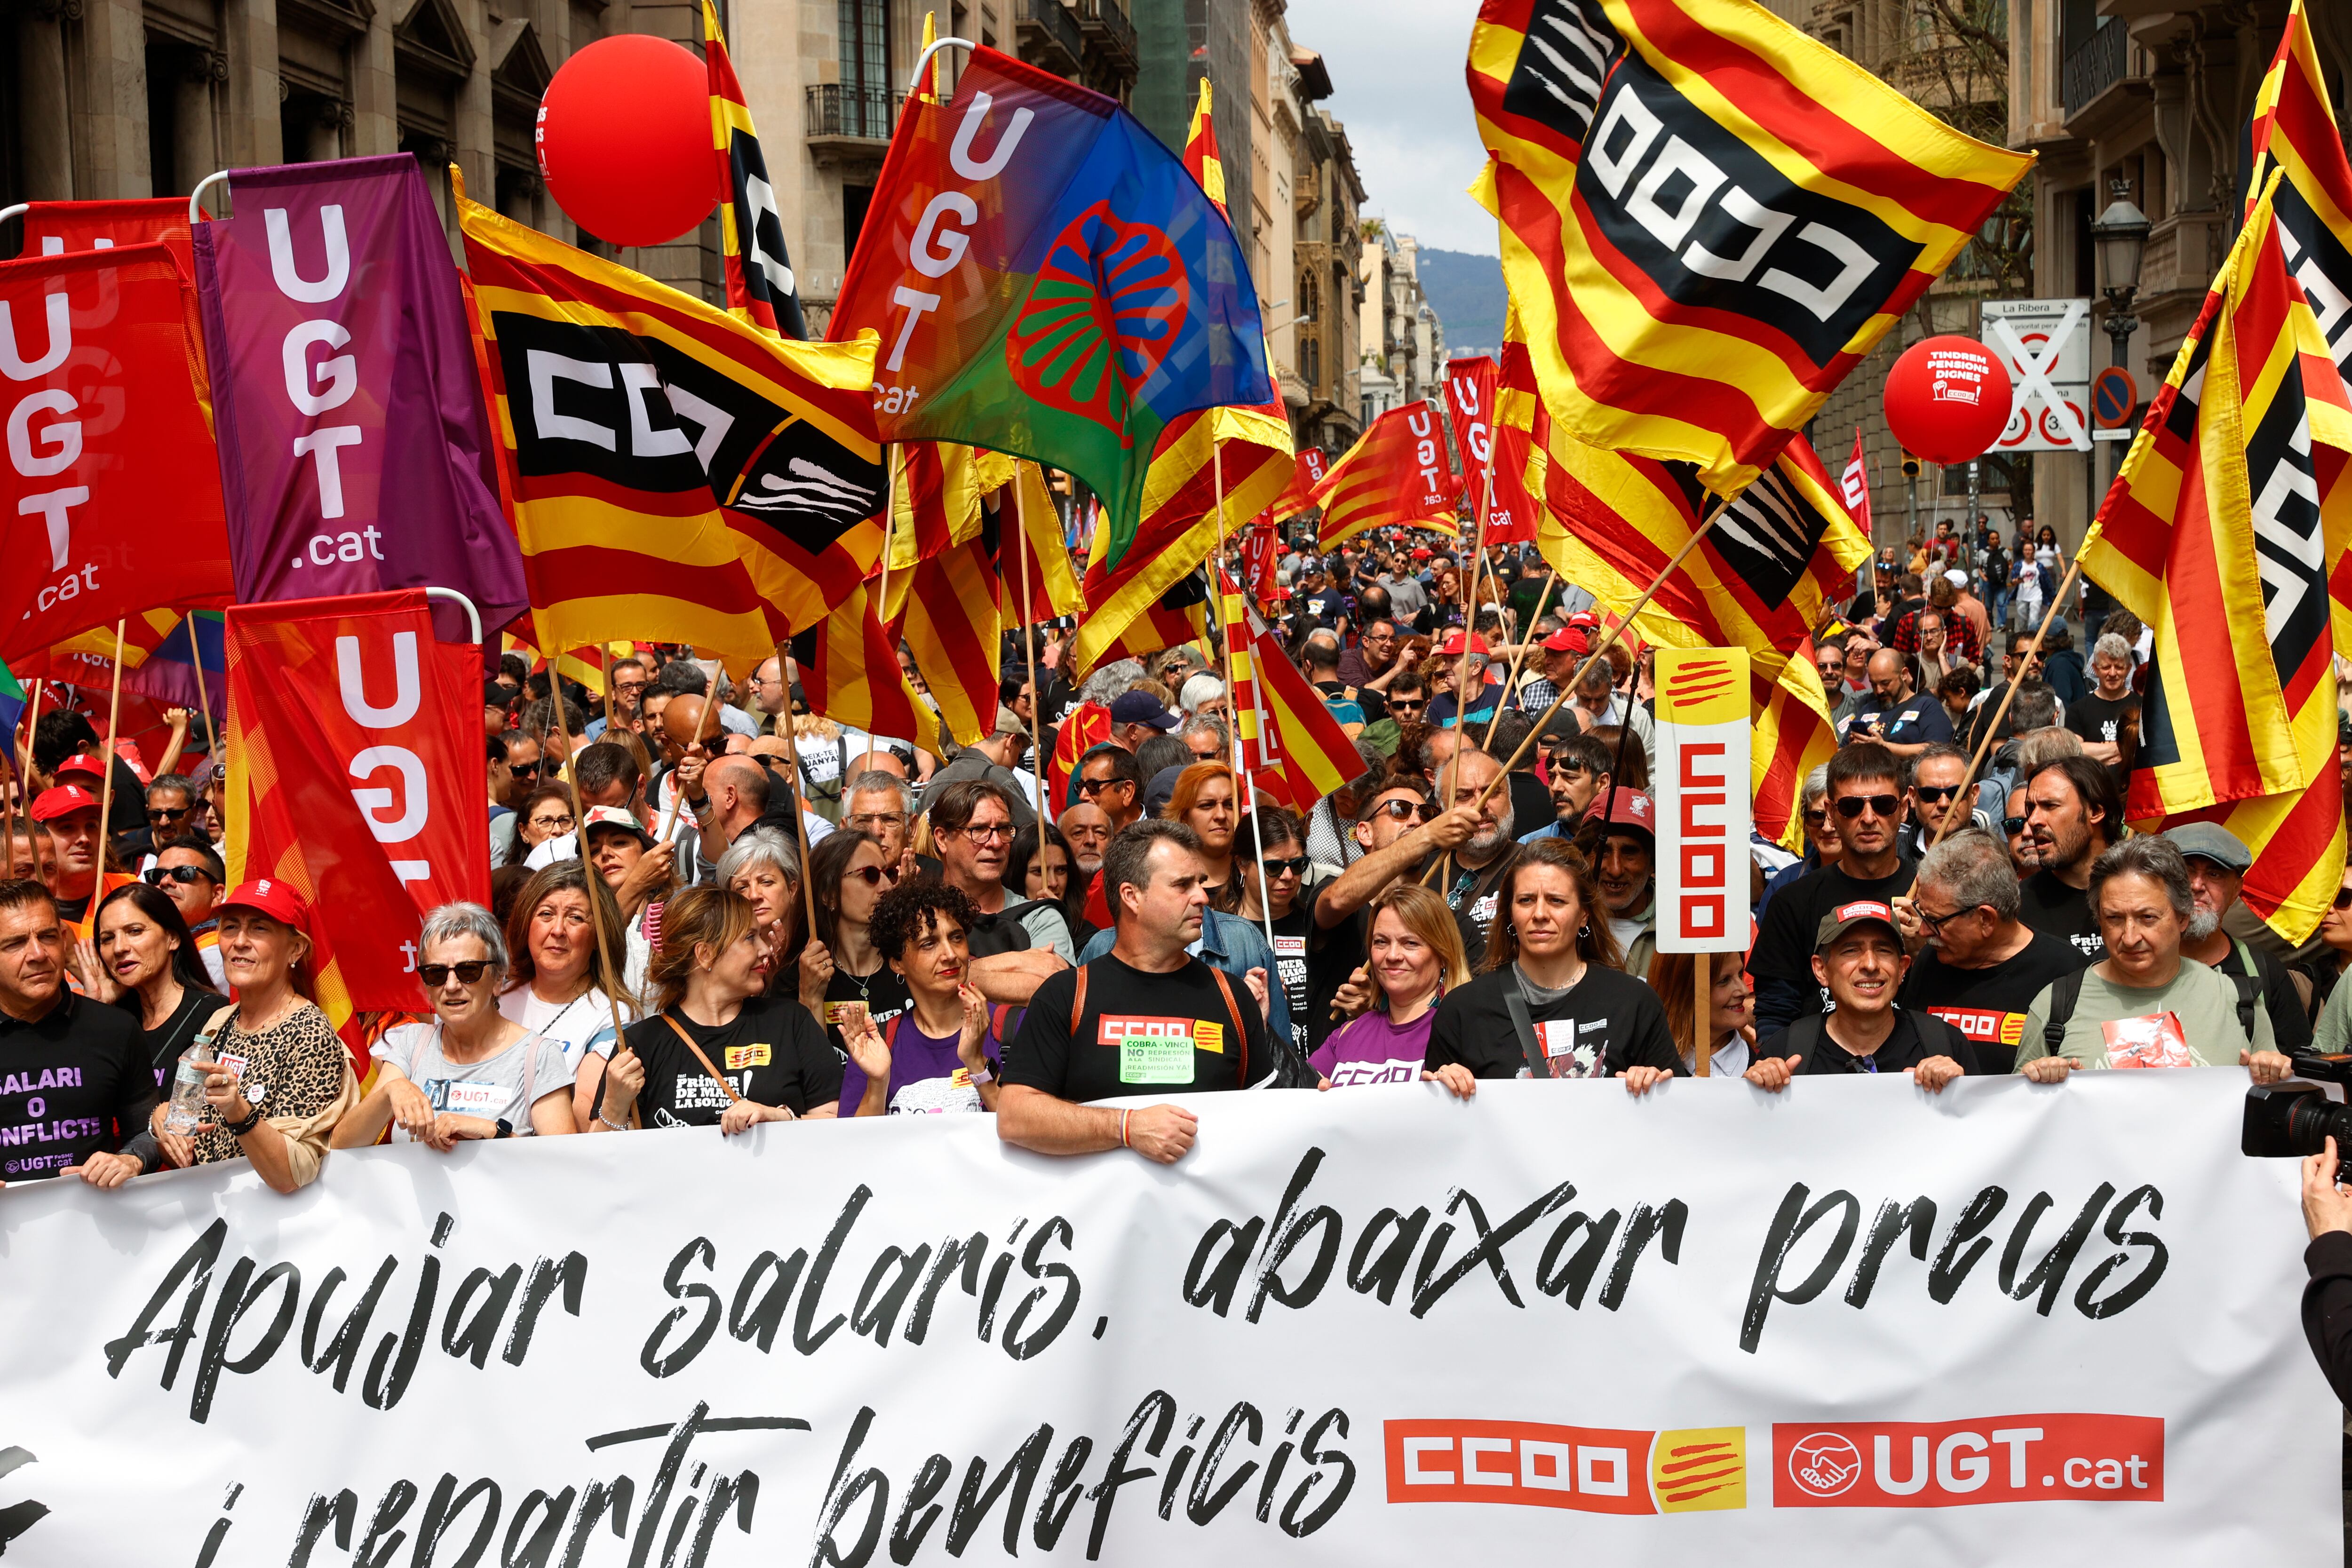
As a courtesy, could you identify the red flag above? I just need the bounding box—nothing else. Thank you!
[1266,446,1329,524]
[0,244,231,665]
[1489,324,1541,543]
[1445,356,1510,540]
[1240,522,1281,608]
[1311,405,1462,550]
[1240,596,1363,810]
[1840,429,1874,539]
[14,197,204,279]
[225,590,489,1052]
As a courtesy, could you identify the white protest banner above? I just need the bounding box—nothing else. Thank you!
[0,1073,2330,1565]
[1654,647,1751,954]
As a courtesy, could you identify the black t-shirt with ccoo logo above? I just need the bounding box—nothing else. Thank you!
[1004,955,1274,1104]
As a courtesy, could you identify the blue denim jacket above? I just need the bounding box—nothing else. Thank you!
[1076,907,1291,1050]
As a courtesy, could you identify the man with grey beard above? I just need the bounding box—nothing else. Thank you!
[1434,747,1519,968]
[2164,822,2312,1053]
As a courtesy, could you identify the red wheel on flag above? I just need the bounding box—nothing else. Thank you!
[1883,336,2012,464]
[1009,201,1189,418]
[536,35,719,248]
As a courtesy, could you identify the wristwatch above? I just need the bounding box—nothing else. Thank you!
[493,1118,514,1139]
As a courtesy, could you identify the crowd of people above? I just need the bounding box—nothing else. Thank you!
[0,508,2325,1194]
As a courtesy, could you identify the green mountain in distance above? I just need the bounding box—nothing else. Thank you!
[1419,247,1505,358]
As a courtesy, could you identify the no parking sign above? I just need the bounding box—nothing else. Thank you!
[1983,297,2091,453]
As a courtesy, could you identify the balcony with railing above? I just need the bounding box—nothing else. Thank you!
[1012,0,1084,72]
[2061,21,2127,120]
[1073,0,1136,72]
[805,82,899,144]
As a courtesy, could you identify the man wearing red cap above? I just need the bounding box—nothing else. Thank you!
[1593,791,1659,981]
[32,785,105,928]
[1424,632,1500,729]
[0,878,155,1186]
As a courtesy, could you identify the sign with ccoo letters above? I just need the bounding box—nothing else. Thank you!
[1655,647,1752,953]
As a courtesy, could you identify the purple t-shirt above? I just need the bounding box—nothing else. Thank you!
[1310,1008,1435,1087]
[838,1012,1000,1115]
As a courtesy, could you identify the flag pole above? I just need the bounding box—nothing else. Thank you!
[657,659,726,845]
[770,636,823,945]
[1012,471,1048,822]
[546,658,634,1064]
[878,445,901,638]
[1932,550,2090,850]
[1211,440,1281,958]
[1480,568,1559,751]
[191,626,217,791]
[1425,493,1733,884]
[1435,453,1501,890]
[98,619,126,860]
[11,678,41,877]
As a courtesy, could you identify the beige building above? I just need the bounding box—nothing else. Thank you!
[1360,222,1441,424]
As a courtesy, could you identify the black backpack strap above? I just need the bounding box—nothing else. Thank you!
[1504,987,1547,1078]
[1777,1012,1827,1069]
[2226,946,2261,1040]
[2044,968,2085,1055]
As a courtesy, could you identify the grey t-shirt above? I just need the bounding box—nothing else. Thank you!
[2016,961,2273,1070]
[373,1022,572,1135]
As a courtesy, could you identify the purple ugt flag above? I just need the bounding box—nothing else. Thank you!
[192,154,525,644]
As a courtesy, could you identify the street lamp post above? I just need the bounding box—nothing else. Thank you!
[2087,177,2149,543]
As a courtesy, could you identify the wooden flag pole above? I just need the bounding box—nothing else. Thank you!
[1434,458,1501,891]
[1693,956,1711,1077]
[657,659,726,845]
[1480,568,1559,751]
[10,678,42,877]
[98,620,126,855]
[1931,550,2090,851]
[1423,493,1733,886]
[770,637,822,945]
[878,445,902,637]
[1012,472,1049,822]
[191,630,217,788]
[546,663,634,1058]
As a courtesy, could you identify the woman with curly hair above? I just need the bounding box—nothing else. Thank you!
[1422,838,1677,1089]
[836,878,1002,1116]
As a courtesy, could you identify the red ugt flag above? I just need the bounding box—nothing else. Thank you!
[1840,430,1874,538]
[0,244,232,664]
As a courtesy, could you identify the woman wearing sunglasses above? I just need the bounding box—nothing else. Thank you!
[1235,806,1315,1059]
[838,879,1001,1116]
[333,903,576,1149]
[2297,865,2352,1048]
[801,828,908,1059]
[80,883,220,1093]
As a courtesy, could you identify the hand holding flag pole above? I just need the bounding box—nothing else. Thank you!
[659,666,727,846]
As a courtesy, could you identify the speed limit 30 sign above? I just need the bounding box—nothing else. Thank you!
[1982,298,2091,453]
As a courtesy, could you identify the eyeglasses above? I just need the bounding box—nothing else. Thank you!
[418,961,492,987]
[143,864,217,887]
[1261,855,1309,878]
[1391,700,1426,713]
[1913,784,1962,804]
[2002,815,2029,836]
[147,804,191,824]
[1372,799,1430,822]
[612,681,648,696]
[956,822,1014,842]
[2333,886,2352,911]
[1912,902,1981,937]
[529,813,575,831]
[507,761,541,777]
[1803,808,1829,828]
[1548,756,1591,778]
[847,864,903,887]
[1833,794,1901,820]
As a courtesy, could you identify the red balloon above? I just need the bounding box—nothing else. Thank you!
[536,35,718,248]
[1882,336,2013,465]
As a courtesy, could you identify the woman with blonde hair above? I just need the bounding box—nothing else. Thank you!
[1312,883,1470,1090]
[591,886,842,1132]
[1422,838,1677,1088]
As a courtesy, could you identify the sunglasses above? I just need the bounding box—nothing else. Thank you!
[1833,794,1901,819]
[147,804,191,824]
[1077,777,1126,796]
[2002,815,2029,836]
[418,961,492,987]
[1391,700,1426,712]
[847,863,903,887]
[1913,784,1962,804]
[1261,855,1310,878]
[1372,799,1431,822]
[1803,808,1829,828]
[2334,886,2352,911]
[1548,756,1592,778]
[143,863,217,886]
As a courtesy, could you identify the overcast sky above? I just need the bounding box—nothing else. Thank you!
[1285,0,1496,255]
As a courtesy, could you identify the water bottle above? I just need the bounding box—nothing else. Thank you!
[163,1037,218,1135]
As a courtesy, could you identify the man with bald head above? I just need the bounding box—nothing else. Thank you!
[1840,650,1951,760]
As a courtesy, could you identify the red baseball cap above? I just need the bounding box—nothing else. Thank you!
[1410,547,1432,560]
[1436,630,1490,658]
[30,784,100,823]
[1541,625,1590,654]
[218,877,309,929]
[1589,789,1656,835]
[53,751,105,783]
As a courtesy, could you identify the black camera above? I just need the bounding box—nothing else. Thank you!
[2242,1056,2352,1180]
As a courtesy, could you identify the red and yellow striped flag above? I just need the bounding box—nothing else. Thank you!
[459,183,887,672]
[1239,592,1363,811]
[1264,447,1329,525]
[897,518,1001,748]
[1533,418,1863,844]
[2081,172,2349,941]
[1184,77,1226,215]
[705,0,806,338]
[1469,0,2034,495]
[790,581,940,755]
[1310,404,1463,551]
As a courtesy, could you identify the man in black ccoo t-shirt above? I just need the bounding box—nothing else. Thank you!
[1001,820,1273,1164]
[0,879,153,1186]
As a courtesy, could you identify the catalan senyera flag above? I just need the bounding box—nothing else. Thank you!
[1185,77,1227,214]
[1839,429,1874,543]
[2080,172,2348,941]
[790,581,941,755]
[1533,420,1865,843]
[885,443,1017,581]
[999,462,1085,621]
[1487,302,1542,543]
[1265,447,1330,525]
[1240,596,1363,811]
[706,0,806,340]
[1049,700,1114,814]
[2244,0,2352,646]
[458,184,888,671]
[898,510,1002,748]
[1311,404,1464,550]
[1469,0,2034,495]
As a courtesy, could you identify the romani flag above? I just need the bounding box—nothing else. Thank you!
[0,660,23,742]
[830,45,1272,557]
[18,610,225,718]
[705,0,806,339]
[2243,0,2352,643]
[790,582,941,755]
[1073,76,1294,675]
[2080,172,2350,942]
[1468,0,2033,496]
[458,182,888,672]
[1310,404,1463,550]
[1533,419,1866,843]
[1239,593,1362,811]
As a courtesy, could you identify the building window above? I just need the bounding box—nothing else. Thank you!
[840,0,889,109]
